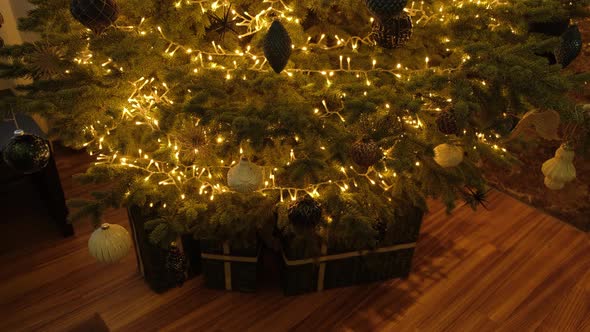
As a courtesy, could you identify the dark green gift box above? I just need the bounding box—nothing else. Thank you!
[200,239,261,292]
[127,205,201,293]
[281,207,423,295]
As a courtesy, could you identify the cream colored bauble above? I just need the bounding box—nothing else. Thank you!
[227,157,263,193]
[541,144,576,190]
[88,223,132,263]
[433,143,464,168]
[544,177,566,190]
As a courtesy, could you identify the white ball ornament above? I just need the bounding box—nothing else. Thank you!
[433,143,464,168]
[227,157,263,193]
[541,144,576,190]
[88,223,132,263]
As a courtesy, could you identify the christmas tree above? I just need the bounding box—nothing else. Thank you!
[1,0,589,251]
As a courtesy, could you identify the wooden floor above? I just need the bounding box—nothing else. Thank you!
[0,147,589,332]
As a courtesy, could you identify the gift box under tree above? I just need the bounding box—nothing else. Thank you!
[277,191,424,295]
[200,239,261,292]
[193,192,275,292]
[127,204,201,293]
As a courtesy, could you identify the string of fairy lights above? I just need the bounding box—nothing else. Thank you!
[77,0,512,205]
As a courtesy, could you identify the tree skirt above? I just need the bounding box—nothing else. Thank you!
[484,20,590,232]
[484,141,590,231]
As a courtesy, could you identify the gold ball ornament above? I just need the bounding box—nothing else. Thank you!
[227,157,263,193]
[433,143,464,168]
[541,144,576,190]
[88,223,132,263]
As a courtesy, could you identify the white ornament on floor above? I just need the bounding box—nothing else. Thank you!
[542,144,576,190]
[88,223,132,263]
[227,157,263,193]
[433,143,464,168]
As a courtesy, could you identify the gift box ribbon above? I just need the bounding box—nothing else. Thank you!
[282,242,417,291]
[200,242,259,290]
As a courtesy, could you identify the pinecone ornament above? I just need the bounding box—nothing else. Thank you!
[263,20,292,74]
[3,130,51,174]
[70,0,119,34]
[166,242,188,287]
[554,25,582,68]
[436,111,458,135]
[350,139,382,168]
[365,0,408,20]
[360,112,404,138]
[288,195,322,228]
[373,219,388,242]
[377,114,404,136]
[372,13,413,49]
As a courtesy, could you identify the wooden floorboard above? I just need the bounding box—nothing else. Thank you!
[0,146,589,332]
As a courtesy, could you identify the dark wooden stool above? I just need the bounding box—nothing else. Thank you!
[0,114,73,237]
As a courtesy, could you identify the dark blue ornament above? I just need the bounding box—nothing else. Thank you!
[529,18,569,36]
[70,0,119,34]
[372,13,413,49]
[3,130,51,174]
[365,0,408,20]
[554,25,582,68]
[263,20,292,74]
